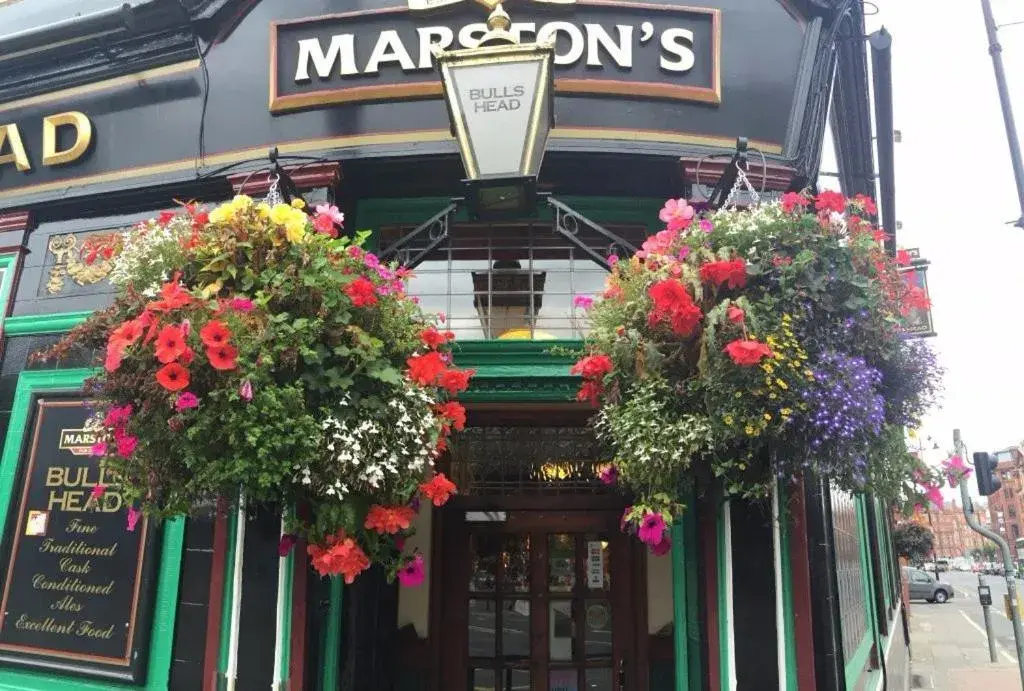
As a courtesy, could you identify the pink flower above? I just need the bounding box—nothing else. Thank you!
[116,434,138,458]
[127,506,142,532]
[230,297,255,312]
[924,483,944,510]
[639,228,679,259]
[607,255,619,266]
[599,464,618,486]
[90,484,106,500]
[315,204,345,225]
[104,404,133,428]
[91,441,108,457]
[347,245,363,259]
[651,536,672,556]
[678,246,691,261]
[727,305,745,324]
[574,295,594,309]
[278,534,298,557]
[699,219,714,233]
[181,319,192,336]
[239,380,253,402]
[942,454,972,488]
[397,554,426,587]
[637,512,667,546]
[175,392,199,412]
[659,198,695,232]
[363,253,380,269]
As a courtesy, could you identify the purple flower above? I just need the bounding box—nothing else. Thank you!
[599,464,618,486]
[397,554,426,587]
[175,392,199,412]
[239,380,253,402]
[574,295,594,310]
[637,512,667,546]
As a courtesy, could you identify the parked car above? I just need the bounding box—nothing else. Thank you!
[903,567,955,604]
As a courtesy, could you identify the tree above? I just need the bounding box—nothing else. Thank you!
[894,522,934,563]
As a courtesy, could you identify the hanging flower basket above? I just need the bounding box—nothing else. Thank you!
[574,192,944,551]
[39,196,473,585]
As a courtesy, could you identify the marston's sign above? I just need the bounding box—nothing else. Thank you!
[0,399,158,683]
[270,1,721,112]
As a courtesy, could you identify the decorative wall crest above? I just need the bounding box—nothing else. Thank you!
[47,232,120,295]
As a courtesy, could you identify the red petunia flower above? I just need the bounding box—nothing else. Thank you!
[723,339,773,366]
[156,363,190,391]
[434,401,467,432]
[345,276,378,308]
[814,190,847,215]
[699,259,747,290]
[364,505,417,535]
[727,305,746,324]
[147,279,192,312]
[154,325,187,364]
[438,368,474,394]
[206,344,238,370]
[200,320,231,348]
[407,351,447,385]
[313,213,339,237]
[420,473,457,507]
[780,192,810,214]
[105,342,125,372]
[111,319,144,347]
[570,354,613,380]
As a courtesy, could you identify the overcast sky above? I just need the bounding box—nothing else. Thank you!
[864,1,1024,468]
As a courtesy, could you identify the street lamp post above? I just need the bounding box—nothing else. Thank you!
[433,2,555,219]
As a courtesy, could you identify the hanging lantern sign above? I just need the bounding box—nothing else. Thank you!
[898,248,936,338]
[433,2,555,218]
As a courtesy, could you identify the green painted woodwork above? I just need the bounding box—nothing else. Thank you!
[4,311,92,336]
[717,500,731,691]
[779,486,797,690]
[671,521,689,691]
[843,496,883,690]
[320,577,344,690]
[684,494,702,691]
[0,255,18,322]
[0,369,185,691]
[276,512,295,685]
[217,499,240,682]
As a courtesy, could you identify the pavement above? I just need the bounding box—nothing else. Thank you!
[910,570,1024,690]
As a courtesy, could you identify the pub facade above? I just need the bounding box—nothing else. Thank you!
[0,1,909,690]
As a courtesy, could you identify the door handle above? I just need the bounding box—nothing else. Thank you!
[617,657,626,690]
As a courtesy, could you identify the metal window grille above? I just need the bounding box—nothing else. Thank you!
[831,488,869,662]
[380,221,648,340]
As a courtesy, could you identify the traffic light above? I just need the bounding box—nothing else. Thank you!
[973,452,1002,496]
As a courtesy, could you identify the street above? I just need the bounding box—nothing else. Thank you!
[910,570,1024,690]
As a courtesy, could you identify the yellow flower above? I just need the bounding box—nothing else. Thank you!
[285,218,307,243]
[744,425,756,436]
[763,413,772,422]
[780,408,793,416]
[761,363,775,374]
[291,198,306,209]
[256,202,271,219]
[734,391,742,398]
[723,415,734,426]
[210,202,237,223]
[775,379,788,390]
[231,194,253,211]
[768,393,778,400]
[270,203,294,226]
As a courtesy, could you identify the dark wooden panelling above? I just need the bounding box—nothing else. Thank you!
[235,505,280,689]
[730,497,779,690]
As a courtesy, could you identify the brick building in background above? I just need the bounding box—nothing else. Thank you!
[986,447,1024,550]
[928,499,991,558]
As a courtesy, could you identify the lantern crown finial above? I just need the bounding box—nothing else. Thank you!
[478,3,517,46]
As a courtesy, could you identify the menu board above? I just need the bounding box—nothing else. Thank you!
[0,398,158,683]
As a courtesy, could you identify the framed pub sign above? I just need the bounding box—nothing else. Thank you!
[0,369,184,688]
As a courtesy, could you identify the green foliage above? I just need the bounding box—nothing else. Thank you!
[894,522,935,562]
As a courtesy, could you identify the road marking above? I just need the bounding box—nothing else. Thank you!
[957,587,973,599]
[958,609,1017,663]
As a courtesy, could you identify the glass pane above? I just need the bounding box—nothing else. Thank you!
[504,668,531,691]
[503,600,531,658]
[549,533,576,592]
[584,599,613,659]
[585,667,614,691]
[469,599,496,657]
[471,667,496,690]
[549,600,576,661]
[470,533,499,592]
[502,534,530,593]
[549,668,579,691]
[584,533,611,590]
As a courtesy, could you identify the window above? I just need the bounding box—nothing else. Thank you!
[831,490,868,663]
[383,221,649,340]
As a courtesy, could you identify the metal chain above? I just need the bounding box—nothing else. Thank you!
[723,162,761,209]
[265,174,283,207]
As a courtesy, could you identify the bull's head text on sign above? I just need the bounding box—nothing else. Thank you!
[270,2,721,112]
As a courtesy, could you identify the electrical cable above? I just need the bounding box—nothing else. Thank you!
[175,0,210,175]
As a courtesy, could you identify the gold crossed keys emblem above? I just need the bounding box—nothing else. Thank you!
[408,0,574,12]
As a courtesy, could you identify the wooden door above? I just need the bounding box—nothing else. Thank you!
[440,510,638,691]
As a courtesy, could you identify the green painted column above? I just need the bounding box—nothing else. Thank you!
[320,576,344,690]
[671,519,689,691]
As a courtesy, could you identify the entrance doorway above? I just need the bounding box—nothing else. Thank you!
[438,509,642,691]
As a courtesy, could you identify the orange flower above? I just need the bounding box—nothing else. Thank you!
[154,325,187,364]
[105,342,125,372]
[156,363,190,391]
[206,344,238,370]
[307,531,371,583]
[723,339,773,366]
[111,319,144,346]
[200,320,231,348]
[147,280,192,312]
[420,473,457,507]
[364,505,416,535]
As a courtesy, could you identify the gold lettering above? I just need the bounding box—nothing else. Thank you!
[48,489,86,512]
[59,557,92,574]
[51,594,83,612]
[39,538,118,557]
[76,621,115,640]
[14,613,76,635]
[66,518,98,535]
[32,573,115,596]
[42,112,92,167]
[46,466,64,487]
[0,123,31,173]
